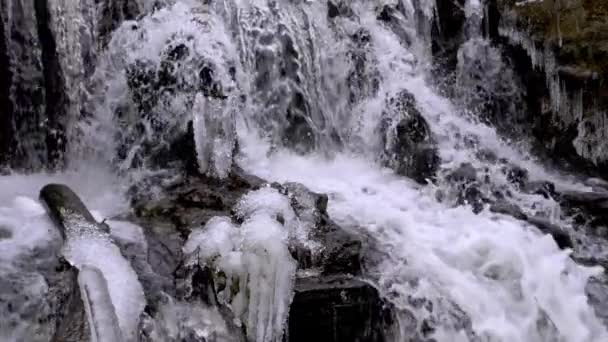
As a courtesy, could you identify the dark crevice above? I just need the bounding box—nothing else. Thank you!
[0,9,14,167]
[34,0,67,169]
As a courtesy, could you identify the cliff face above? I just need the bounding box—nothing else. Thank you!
[433,0,608,176]
[0,0,146,171]
[496,0,608,174]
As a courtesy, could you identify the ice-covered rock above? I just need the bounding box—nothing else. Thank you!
[184,187,300,342]
[40,184,146,341]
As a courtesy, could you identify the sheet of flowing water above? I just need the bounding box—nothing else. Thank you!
[2,0,608,341]
[239,134,607,342]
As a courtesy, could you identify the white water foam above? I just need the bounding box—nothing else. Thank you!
[239,134,608,341]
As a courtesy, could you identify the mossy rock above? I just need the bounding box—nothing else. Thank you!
[498,0,608,77]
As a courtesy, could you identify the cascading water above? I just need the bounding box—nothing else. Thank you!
[2,0,608,341]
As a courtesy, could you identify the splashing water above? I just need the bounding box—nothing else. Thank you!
[1,0,608,341]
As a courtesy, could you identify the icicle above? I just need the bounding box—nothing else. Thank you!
[184,188,301,342]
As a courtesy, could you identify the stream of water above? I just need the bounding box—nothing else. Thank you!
[1,0,608,341]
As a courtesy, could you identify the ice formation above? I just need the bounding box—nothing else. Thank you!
[184,188,299,342]
[61,213,145,341]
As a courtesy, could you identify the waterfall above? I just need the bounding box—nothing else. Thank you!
[1,0,608,341]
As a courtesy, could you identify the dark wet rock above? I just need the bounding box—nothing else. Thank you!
[523,180,557,199]
[327,0,353,19]
[39,184,104,238]
[475,148,499,163]
[380,90,440,184]
[1,223,89,342]
[376,5,412,46]
[98,0,141,47]
[490,201,527,220]
[111,228,174,308]
[448,163,478,183]
[1,264,90,342]
[288,276,397,342]
[431,0,467,70]
[585,274,608,327]
[0,225,12,239]
[504,165,529,188]
[526,216,573,250]
[275,182,363,275]
[131,163,377,341]
[284,92,316,154]
[119,35,238,170]
[457,183,487,214]
[488,0,608,175]
[140,263,245,342]
[126,59,159,114]
[132,167,264,239]
[347,29,381,104]
[0,0,68,170]
[556,189,608,231]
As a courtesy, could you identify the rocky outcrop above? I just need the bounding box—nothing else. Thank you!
[379,90,440,184]
[0,0,66,170]
[0,0,163,171]
[288,276,397,342]
[492,0,608,175]
[432,0,608,176]
[127,151,393,341]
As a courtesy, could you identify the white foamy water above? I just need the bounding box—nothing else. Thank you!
[239,133,607,341]
[2,0,608,341]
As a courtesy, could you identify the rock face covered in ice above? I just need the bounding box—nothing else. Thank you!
[40,184,145,341]
[127,160,390,341]
[183,192,298,342]
[433,0,608,176]
[4,0,608,341]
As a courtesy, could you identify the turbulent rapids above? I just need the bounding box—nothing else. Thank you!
[2,0,608,341]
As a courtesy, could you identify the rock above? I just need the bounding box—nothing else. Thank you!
[490,201,527,220]
[523,180,557,199]
[376,5,412,46]
[276,182,363,275]
[39,184,105,238]
[447,163,478,183]
[288,276,397,342]
[475,148,498,163]
[0,225,12,239]
[327,0,352,19]
[1,261,90,342]
[98,0,141,47]
[379,90,440,184]
[168,263,246,342]
[503,164,529,188]
[0,207,90,342]
[526,216,574,250]
[283,92,316,154]
[457,183,487,214]
[431,0,467,71]
[493,0,608,175]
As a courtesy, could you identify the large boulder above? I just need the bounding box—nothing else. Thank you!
[379,90,440,184]
[288,276,397,342]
